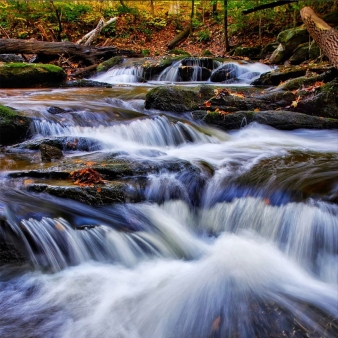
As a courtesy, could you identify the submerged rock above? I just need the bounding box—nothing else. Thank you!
[0,63,66,88]
[0,105,31,145]
[40,144,63,162]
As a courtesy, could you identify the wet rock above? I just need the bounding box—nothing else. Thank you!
[61,79,113,88]
[192,110,338,130]
[145,85,214,112]
[47,106,69,115]
[181,57,219,70]
[178,66,211,81]
[27,182,143,206]
[10,136,103,152]
[0,105,31,146]
[233,150,338,204]
[0,54,25,63]
[251,66,308,86]
[0,230,26,265]
[0,63,66,88]
[142,56,186,79]
[40,144,63,162]
[210,63,239,82]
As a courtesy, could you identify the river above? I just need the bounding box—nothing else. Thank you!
[0,62,337,337]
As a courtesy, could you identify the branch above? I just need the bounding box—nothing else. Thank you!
[242,0,298,15]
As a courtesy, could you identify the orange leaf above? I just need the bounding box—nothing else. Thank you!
[254,108,260,112]
[204,101,211,108]
[24,179,34,186]
[97,187,102,193]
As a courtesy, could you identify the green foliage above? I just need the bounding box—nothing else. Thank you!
[57,3,91,23]
[142,49,150,57]
[196,29,211,42]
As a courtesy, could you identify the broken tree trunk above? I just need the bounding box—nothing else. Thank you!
[301,7,338,68]
[76,17,117,46]
[167,25,191,50]
[0,39,132,65]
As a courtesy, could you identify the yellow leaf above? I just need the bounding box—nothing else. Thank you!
[254,108,260,112]
[24,179,34,186]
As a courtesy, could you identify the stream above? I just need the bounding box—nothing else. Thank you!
[0,60,337,338]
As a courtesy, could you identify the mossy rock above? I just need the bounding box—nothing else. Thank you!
[289,41,320,65]
[0,63,66,88]
[260,42,279,59]
[0,105,31,145]
[277,26,309,55]
[295,79,338,118]
[251,66,308,86]
[233,46,261,59]
[169,49,191,56]
[145,85,214,112]
[96,56,124,73]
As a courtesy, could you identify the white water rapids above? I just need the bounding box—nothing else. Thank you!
[0,86,337,338]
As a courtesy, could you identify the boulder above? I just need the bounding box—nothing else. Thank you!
[260,42,279,59]
[295,80,338,118]
[0,63,66,88]
[145,85,214,112]
[233,46,261,59]
[39,144,63,162]
[289,41,320,65]
[269,43,286,64]
[0,105,31,145]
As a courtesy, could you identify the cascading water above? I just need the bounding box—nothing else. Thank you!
[0,85,337,338]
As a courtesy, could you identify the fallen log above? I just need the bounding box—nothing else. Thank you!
[243,0,298,15]
[301,7,338,68]
[0,39,132,65]
[167,25,191,50]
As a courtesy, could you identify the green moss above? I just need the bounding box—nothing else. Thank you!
[97,56,123,73]
[4,63,63,73]
[170,49,191,56]
[0,105,17,119]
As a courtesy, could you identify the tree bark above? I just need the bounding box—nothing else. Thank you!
[243,0,298,15]
[301,7,338,68]
[167,26,191,49]
[224,0,229,52]
[0,39,132,65]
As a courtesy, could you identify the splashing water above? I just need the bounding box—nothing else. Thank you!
[0,87,337,338]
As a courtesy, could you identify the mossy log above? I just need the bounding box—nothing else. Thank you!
[300,7,338,68]
[0,39,133,64]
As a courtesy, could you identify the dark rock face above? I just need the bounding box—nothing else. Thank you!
[295,80,338,118]
[0,54,25,63]
[0,105,31,145]
[0,63,66,88]
[61,79,113,88]
[210,63,239,82]
[178,66,211,81]
[40,144,63,162]
[193,110,338,130]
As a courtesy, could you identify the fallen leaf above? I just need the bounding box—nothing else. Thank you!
[24,179,34,186]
